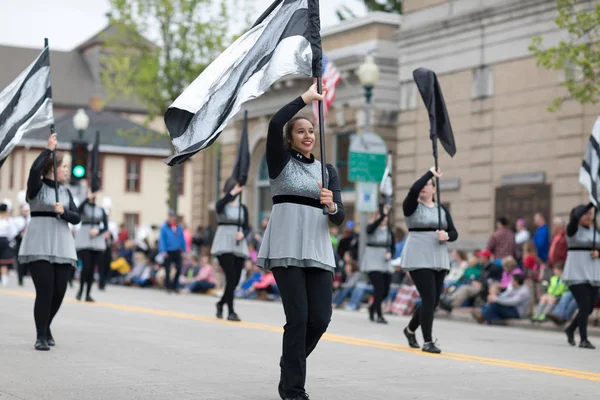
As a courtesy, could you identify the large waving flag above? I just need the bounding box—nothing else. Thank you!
[231,110,250,186]
[380,151,393,206]
[312,53,341,123]
[163,0,323,166]
[0,46,53,168]
[580,117,600,207]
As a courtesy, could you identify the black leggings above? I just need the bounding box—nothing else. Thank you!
[408,269,446,343]
[567,284,599,341]
[78,250,103,297]
[99,247,112,289]
[367,271,392,318]
[28,261,72,339]
[272,267,332,398]
[217,254,245,313]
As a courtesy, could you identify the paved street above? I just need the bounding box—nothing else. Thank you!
[1,280,599,400]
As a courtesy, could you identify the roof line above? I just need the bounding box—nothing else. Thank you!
[17,139,171,157]
[321,12,402,38]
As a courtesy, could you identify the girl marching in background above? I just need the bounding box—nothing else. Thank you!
[74,190,108,302]
[400,167,458,354]
[18,133,80,351]
[211,179,250,322]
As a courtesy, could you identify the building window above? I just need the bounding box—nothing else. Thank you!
[400,81,417,111]
[335,132,353,191]
[125,157,141,192]
[472,66,494,99]
[124,213,139,239]
[255,154,272,227]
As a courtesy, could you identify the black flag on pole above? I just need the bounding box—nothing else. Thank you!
[163,0,323,166]
[90,130,101,193]
[412,68,456,157]
[0,46,54,168]
[231,110,251,186]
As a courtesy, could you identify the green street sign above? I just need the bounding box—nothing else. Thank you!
[349,152,387,182]
[348,132,388,183]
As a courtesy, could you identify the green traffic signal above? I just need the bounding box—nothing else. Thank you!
[72,165,86,178]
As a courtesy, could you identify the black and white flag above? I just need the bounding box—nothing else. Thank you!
[580,117,600,207]
[163,0,322,166]
[379,151,393,206]
[0,46,53,168]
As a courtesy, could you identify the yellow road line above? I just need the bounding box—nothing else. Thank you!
[3,289,600,382]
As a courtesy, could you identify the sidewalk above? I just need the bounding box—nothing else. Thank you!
[434,307,600,338]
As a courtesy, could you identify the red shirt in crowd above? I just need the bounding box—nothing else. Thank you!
[548,230,567,266]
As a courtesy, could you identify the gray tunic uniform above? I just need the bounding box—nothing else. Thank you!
[400,203,451,271]
[361,227,394,273]
[563,226,600,287]
[211,201,250,259]
[257,157,335,272]
[75,203,107,252]
[18,184,78,266]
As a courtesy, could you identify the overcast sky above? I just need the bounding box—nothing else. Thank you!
[0,0,368,51]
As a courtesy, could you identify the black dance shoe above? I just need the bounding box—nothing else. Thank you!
[422,342,442,354]
[35,339,50,351]
[278,371,286,399]
[76,292,82,301]
[403,327,420,349]
[85,295,95,303]
[368,305,375,322]
[376,316,388,324]
[216,303,223,319]
[47,330,55,347]
[579,339,596,349]
[227,312,241,322]
[565,329,576,346]
[285,393,309,400]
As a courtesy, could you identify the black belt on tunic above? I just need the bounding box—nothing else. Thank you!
[568,247,596,251]
[30,211,58,218]
[367,244,389,248]
[273,195,322,209]
[408,228,438,232]
[218,222,243,227]
[81,221,100,225]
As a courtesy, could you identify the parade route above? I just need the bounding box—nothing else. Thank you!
[1,282,598,400]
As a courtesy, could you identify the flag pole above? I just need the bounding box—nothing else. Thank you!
[594,207,597,253]
[45,37,59,219]
[432,138,441,229]
[317,77,328,215]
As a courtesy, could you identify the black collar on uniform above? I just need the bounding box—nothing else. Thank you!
[42,178,60,188]
[289,149,315,164]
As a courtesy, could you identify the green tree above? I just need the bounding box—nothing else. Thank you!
[101,0,250,213]
[529,0,600,111]
[337,0,402,20]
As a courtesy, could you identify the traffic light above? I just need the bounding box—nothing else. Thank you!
[70,140,89,185]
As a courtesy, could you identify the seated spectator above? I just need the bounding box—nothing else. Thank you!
[546,289,578,326]
[532,264,569,322]
[345,273,373,311]
[236,264,264,298]
[179,254,201,287]
[488,256,522,295]
[187,256,217,293]
[124,252,153,287]
[444,250,468,289]
[439,249,502,312]
[382,268,406,313]
[522,241,540,278]
[471,273,530,323]
[332,254,361,309]
[245,270,277,300]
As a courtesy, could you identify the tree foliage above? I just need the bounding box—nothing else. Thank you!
[530,0,600,111]
[101,0,249,211]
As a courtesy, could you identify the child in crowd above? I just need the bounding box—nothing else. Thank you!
[472,273,531,324]
[531,264,568,322]
[187,256,216,293]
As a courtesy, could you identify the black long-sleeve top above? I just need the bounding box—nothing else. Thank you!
[215,192,251,237]
[567,202,594,237]
[266,96,345,226]
[27,149,80,225]
[366,209,396,254]
[402,170,458,242]
[78,199,108,233]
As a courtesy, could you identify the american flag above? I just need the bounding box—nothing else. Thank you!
[313,53,342,123]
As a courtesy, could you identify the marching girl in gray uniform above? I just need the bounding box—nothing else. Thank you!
[562,203,600,349]
[18,134,80,351]
[361,203,395,324]
[401,167,458,354]
[211,178,250,322]
[74,190,108,302]
[257,83,345,400]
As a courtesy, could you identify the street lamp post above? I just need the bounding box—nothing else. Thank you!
[73,108,90,140]
[356,54,380,264]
